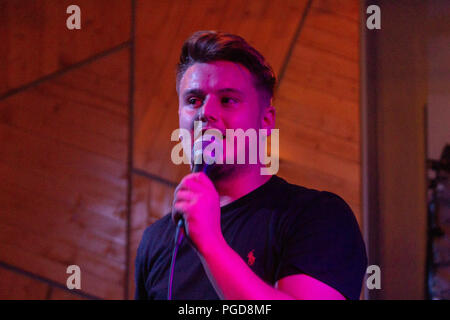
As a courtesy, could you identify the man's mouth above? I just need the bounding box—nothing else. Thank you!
[193,130,226,165]
[201,128,226,138]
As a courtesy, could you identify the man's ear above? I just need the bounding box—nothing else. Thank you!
[261,104,276,135]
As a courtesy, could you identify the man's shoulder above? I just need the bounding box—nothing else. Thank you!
[271,175,322,206]
[271,176,354,218]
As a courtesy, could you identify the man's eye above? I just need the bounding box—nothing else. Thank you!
[188,97,202,106]
[222,97,238,105]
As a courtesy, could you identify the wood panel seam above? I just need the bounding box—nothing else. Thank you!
[132,168,178,188]
[0,260,101,300]
[125,0,136,300]
[276,0,313,92]
[0,41,131,102]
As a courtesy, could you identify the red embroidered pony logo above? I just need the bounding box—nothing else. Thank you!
[247,250,256,266]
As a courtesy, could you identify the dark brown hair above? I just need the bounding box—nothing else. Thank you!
[176,31,276,103]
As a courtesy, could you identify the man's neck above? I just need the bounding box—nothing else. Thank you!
[213,165,272,207]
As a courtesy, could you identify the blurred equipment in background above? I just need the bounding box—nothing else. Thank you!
[427,144,450,299]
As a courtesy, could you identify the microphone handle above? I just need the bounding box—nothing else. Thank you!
[192,162,206,174]
[175,163,209,238]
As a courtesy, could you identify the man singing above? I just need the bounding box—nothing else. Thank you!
[135,31,367,300]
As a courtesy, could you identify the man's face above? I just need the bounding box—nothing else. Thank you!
[178,60,273,169]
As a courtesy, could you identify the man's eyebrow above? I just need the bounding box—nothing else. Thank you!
[182,89,205,98]
[182,88,244,97]
[217,88,245,96]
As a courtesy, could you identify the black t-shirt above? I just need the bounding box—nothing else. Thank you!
[135,175,367,300]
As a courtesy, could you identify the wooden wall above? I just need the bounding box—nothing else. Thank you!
[0,0,361,299]
[0,0,131,300]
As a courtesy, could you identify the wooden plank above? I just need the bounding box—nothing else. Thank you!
[276,85,359,142]
[0,134,126,298]
[278,144,360,204]
[276,3,360,144]
[306,6,359,39]
[0,195,126,264]
[0,121,128,216]
[284,63,358,103]
[0,242,123,299]
[277,117,360,163]
[0,0,131,94]
[0,50,129,163]
[312,0,359,22]
[0,185,126,298]
[298,24,359,62]
[274,0,361,222]
[0,48,129,299]
[0,223,125,283]
[0,125,127,190]
[0,267,48,299]
[291,44,359,81]
[0,159,126,225]
[0,45,129,201]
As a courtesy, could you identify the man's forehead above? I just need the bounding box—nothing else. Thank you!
[179,61,254,93]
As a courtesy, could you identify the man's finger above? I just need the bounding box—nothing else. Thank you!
[174,190,194,202]
[171,200,190,222]
[172,201,190,216]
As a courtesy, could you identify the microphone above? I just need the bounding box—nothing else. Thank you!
[174,162,209,236]
[173,141,211,232]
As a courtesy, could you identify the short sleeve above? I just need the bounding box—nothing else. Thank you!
[276,192,368,300]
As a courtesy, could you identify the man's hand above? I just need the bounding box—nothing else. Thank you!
[172,172,224,255]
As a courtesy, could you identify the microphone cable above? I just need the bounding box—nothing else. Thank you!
[168,219,185,300]
[167,163,209,300]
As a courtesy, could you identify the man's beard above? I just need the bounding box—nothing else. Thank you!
[189,136,252,180]
[210,162,236,180]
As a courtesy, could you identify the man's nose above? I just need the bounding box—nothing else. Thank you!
[197,96,219,123]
